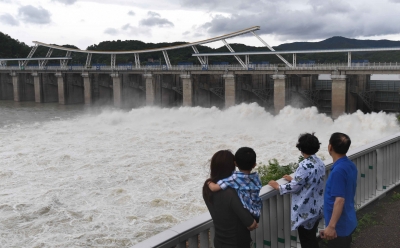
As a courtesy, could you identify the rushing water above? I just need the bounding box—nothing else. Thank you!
[0,100,399,247]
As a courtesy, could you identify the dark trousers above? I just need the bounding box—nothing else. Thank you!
[326,230,354,248]
[298,220,320,248]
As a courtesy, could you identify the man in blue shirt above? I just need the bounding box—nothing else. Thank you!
[320,132,358,248]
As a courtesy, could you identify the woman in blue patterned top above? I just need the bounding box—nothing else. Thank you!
[269,133,325,248]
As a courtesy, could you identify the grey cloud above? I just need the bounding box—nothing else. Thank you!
[192,0,400,42]
[308,0,353,15]
[179,0,267,13]
[122,23,131,30]
[52,0,77,4]
[104,28,119,35]
[147,11,161,17]
[104,24,150,36]
[18,5,51,24]
[0,13,19,26]
[389,0,400,2]
[139,12,174,27]
[128,10,135,16]
[182,31,190,35]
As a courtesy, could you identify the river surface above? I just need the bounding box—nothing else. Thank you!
[0,100,399,247]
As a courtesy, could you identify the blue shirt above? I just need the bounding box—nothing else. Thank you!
[217,171,262,217]
[279,155,325,231]
[324,156,358,236]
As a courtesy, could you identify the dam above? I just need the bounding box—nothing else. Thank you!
[1,26,400,247]
[2,26,400,119]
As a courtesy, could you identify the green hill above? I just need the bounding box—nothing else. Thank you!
[1,31,400,65]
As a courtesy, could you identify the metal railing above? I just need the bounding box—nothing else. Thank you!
[1,62,400,72]
[133,132,400,248]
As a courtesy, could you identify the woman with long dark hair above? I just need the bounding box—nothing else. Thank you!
[203,150,258,248]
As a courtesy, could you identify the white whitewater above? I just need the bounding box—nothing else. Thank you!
[0,103,399,246]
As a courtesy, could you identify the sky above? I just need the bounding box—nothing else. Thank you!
[1,0,400,50]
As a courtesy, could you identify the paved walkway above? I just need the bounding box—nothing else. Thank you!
[351,184,400,248]
[318,184,400,248]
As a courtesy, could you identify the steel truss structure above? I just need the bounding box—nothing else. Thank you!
[3,26,400,70]
[9,26,291,70]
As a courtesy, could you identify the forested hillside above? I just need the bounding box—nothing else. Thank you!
[2,31,400,65]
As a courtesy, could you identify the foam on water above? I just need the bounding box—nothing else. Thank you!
[0,103,399,246]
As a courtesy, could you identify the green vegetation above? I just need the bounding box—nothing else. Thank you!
[0,32,30,58]
[391,191,400,201]
[353,212,378,238]
[256,156,303,186]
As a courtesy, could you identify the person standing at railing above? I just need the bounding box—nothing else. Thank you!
[203,150,258,248]
[207,147,262,223]
[320,133,357,248]
[268,133,325,248]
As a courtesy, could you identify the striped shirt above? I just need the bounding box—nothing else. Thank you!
[217,171,262,217]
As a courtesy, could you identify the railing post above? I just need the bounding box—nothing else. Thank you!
[210,226,215,248]
[176,241,186,248]
[188,236,198,248]
[199,230,209,247]
[376,148,384,191]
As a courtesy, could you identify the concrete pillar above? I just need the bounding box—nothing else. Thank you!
[33,72,42,103]
[82,72,92,105]
[331,74,347,119]
[11,72,20,102]
[56,72,66,105]
[144,74,155,106]
[223,72,235,108]
[111,72,122,108]
[181,74,193,106]
[273,74,286,114]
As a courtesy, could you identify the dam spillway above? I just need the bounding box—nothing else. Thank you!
[1,64,400,118]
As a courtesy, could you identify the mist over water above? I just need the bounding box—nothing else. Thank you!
[0,101,399,246]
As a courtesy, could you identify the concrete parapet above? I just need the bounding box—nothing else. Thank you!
[330,75,347,80]
[111,73,122,108]
[82,72,91,105]
[331,74,347,119]
[144,74,155,106]
[32,72,42,103]
[223,73,235,108]
[55,72,66,104]
[180,74,192,107]
[273,74,286,114]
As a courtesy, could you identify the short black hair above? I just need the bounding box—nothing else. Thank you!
[296,133,321,155]
[329,132,351,154]
[235,147,256,171]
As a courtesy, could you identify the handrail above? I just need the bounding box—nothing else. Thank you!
[31,26,260,55]
[132,132,400,248]
[2,63,400,72]
[192,47,400,56]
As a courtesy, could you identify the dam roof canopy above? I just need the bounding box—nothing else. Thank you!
[32,26,260,54]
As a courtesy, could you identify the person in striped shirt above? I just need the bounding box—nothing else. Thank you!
[208,147,262,222]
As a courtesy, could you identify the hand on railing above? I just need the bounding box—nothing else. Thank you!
[282,175,293,182]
